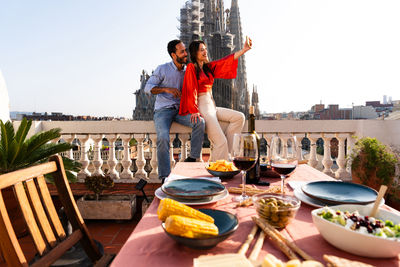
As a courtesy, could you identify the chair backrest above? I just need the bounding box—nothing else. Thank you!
[0,155,102,267]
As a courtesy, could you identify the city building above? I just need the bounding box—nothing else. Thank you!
[366,100,393,117]
[15,112,123,121]
[133,0,259,120]
[352,106,378,119]
[315,104,352,120]
[132,71,154,121]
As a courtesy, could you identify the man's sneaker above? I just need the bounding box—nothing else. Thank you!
[160,177,167,184]
[184,157,196,162]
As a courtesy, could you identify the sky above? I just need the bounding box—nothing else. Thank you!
[1,0,399,118]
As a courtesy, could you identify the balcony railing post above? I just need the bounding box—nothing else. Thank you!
[335,133,351,180]
[263,134,273,161]
[179,134,189,162]
[307,134,319,168]
[148,134,159,182]
[91,134,104,176]
[169,134,176,168]
[106,134,120,180]
[76,134,91,181]
[321,133,334,177]
[294,134,304,161]
[209,143,214,162]
[347,134,356,179]
[134,134,147,179]
[120,134,134,180]
[62,134,75,160]
[199,144,204,162]
[279,134,289,158]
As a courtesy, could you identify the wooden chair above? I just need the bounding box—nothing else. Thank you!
[0,155,114,267]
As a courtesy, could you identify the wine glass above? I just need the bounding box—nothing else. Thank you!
[270,134,298,194]
[231,133,258,202]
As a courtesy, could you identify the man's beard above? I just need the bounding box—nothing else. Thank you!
[176,55,187,64]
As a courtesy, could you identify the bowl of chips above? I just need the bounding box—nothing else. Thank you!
[206,160,240,179]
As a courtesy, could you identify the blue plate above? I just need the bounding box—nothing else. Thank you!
[162,209,238,249]
[301,181,378,205]
[161,178,226,200]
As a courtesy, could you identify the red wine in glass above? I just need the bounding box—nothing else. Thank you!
[271,163,296,175]
[233,157,256,171]
[231,133,258,202]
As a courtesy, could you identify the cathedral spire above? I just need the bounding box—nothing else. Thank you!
[215,0,225,33]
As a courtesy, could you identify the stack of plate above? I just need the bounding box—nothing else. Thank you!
[155,178,229,205]
[294,181,384,208]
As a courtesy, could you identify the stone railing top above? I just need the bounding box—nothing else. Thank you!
[12,119,400,146]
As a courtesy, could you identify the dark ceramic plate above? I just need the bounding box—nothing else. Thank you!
[161,179,226,200]
[162,209,238,249]
[206,168,240,179]
[301,181,378,205]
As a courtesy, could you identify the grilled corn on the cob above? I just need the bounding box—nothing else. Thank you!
[157,198,214,223]
[165,215,219,238]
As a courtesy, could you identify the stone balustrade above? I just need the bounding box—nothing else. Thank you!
[16,119,400,184]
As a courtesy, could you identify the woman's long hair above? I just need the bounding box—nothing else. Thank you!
[189,40,213,79]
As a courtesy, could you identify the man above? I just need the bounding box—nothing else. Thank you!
[145,40,205,182]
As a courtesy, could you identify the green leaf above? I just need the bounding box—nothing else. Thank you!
[0,120,15,157]
[10,118,32,165]
[25,128,62,159]
[0,120,15,171]
[26,143,72,165]
[14,118,31,145]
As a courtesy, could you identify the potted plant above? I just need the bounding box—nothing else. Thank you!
[385,145,400,210]
[349,137,397,192]
[0,118,80,236]
[76,173,136,220]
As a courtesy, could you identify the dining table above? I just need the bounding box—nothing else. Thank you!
[110,162,400,267]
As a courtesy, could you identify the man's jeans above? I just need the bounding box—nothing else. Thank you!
[154,107,205,179]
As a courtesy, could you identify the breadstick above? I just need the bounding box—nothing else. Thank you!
[249,230,266,261]
[241,184,281,192]
[238,225,258,255]
[228,186,281,196]
[252,217,299,260]
[256,217,315,261]
[235,198,253,207]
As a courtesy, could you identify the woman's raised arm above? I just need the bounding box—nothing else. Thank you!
[234,36,252,60]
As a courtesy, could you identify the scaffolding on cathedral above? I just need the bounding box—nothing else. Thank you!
[133,0,259,120]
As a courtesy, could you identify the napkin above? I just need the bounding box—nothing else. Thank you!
[287,181,308,191]
[165,174,221,183]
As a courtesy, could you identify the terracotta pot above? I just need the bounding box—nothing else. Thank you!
[351,153,393,192]
[2,187,29,238]
[351,169,383,192]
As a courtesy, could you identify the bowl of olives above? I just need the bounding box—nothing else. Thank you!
[252,193,301,228]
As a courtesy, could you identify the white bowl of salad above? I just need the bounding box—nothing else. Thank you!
[312,204,400,258]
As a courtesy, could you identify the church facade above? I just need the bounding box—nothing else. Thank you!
[133,0,259,120]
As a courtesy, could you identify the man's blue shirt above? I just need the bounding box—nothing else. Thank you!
[144,61,186,111]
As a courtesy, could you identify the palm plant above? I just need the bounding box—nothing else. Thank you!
[0,118,80,182]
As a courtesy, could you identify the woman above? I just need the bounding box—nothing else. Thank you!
[179,38,252,161]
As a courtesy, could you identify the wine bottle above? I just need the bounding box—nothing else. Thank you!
[246,106,261,184]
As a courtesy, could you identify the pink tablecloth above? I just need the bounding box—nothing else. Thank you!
[111,163,400,267]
